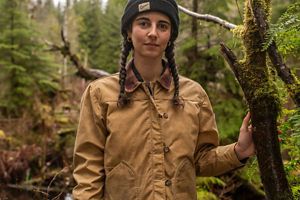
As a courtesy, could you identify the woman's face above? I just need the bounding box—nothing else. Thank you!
[128,11,171,60]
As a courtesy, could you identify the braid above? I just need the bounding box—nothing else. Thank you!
[165,42,183,107]
[118,38,132,107]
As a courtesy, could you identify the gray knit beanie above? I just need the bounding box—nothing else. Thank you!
[121,0,180,41]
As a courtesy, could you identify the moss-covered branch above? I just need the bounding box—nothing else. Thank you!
[220,0,294,199]
[251,1,300,107]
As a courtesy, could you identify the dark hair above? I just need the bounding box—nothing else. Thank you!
[165,42,183,107]
[118,39,183,108]
[117,38,132,107]
[119,1,182,107]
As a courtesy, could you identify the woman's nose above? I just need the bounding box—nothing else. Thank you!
[147,24,158,38]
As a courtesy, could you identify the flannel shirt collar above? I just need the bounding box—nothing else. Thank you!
[124,59,172,93]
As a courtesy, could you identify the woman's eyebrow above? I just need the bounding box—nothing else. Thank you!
[135,17,170,25]
[135,17,150,21]
[158,20,170,25]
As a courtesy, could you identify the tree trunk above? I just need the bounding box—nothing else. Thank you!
[251,1,300,107]
[185,0,199,75]
[191,0,198,57]
[220,0,294,199]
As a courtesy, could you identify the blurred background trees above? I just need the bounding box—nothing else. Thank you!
[0,0,298,199]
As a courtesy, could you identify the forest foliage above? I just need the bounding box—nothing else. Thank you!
[0,0,299,199]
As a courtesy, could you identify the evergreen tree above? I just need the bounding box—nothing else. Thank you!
[0,0,59,117]
[34,0,61,44]
[97,0,126,72]
[76,0,103,69]
[75,0,126,73]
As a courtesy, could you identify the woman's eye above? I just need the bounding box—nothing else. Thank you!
[139,21,149,27]
[158,23,169,31]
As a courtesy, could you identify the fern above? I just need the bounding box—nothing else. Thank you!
[279,109,300,198]
[264,2,300,55]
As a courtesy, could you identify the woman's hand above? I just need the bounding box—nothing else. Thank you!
[234,112,256,160]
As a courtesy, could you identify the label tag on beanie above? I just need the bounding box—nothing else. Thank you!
[138,2,150,12]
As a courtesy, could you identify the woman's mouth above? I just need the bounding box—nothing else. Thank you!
[144,43,159,47]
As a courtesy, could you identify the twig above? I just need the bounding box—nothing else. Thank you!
[235,0,243,21]
[178,5,237,30]
[51,190,64,200]
[46,166,69,196]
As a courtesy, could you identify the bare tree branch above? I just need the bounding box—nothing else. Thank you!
[45,29,110,80]
[178,5,237,30]
[220,43,240,76]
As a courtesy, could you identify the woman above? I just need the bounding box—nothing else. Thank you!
[72,0,255,199]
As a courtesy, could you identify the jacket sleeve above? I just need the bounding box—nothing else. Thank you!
[72,84,107,200]
[194,92,244,177]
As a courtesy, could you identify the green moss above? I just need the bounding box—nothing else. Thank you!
[287,81,300,105]
[231,25,245,38]
[251,82,281,112]
[243,0,272,50]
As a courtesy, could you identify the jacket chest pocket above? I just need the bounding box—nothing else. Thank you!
[105,161,138,200]
[173,158,197,200]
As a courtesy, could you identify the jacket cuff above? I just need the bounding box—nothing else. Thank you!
[231,142,248,166]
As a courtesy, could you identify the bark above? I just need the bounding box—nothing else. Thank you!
[220,44,293,200]
[184,0,199,75]
[61,0,69,89]
[251,3,300,107]
[191,0,198,57]
[219,0,294,198]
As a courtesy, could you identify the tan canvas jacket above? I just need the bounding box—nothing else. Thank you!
[72,60,244,200]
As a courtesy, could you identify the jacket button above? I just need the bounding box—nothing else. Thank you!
[163,146,170,153]
[163,113,168,119]
[165,179,172,186]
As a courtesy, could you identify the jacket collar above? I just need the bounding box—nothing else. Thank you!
[124,59,172,93]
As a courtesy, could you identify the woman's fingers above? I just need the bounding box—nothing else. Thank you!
[241,112,251,131]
